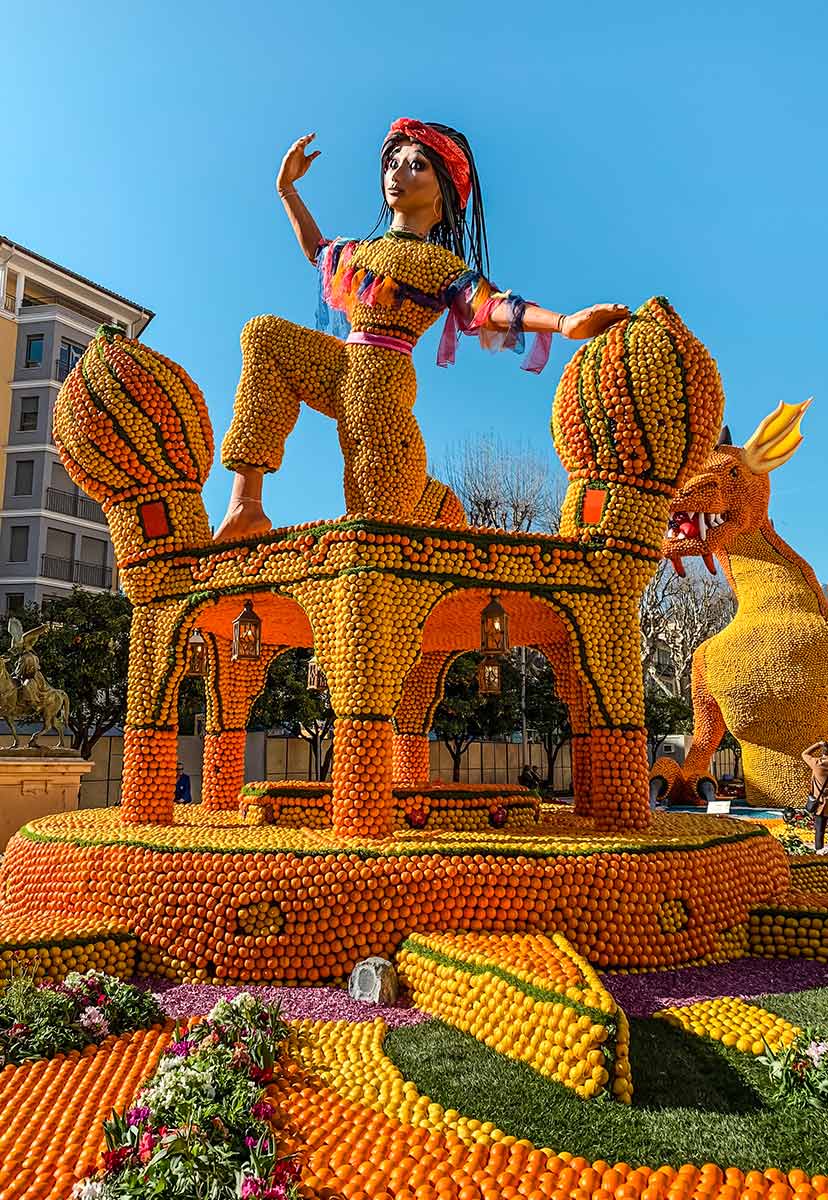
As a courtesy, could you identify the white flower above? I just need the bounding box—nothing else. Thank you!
[71,1179,108,1200]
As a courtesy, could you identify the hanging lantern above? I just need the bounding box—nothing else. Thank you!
[481,595,509,654]
[231,599,261,661]
[477,656,503,695]
[185,628,207,677]
[307,655,328,693]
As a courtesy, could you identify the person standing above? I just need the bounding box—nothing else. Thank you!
[801,741,828,852]
[175,761,192,805]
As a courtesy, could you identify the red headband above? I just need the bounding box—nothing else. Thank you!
[386,118,472,209]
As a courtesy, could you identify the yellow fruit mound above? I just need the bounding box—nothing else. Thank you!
[749,892,828,961]
[654,997,799,1054]
[789,858,828,893]
[397,930,632,1102]
[0,917,137,982]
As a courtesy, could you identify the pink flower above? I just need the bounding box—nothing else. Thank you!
[251,1098,275,1121]
[138,1130,155,1163]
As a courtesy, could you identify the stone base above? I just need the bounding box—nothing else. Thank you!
[0,758,93,851]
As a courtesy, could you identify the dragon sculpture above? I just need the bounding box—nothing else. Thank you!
[651,400,828,808]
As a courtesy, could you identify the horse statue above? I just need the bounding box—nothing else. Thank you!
[0,619,71,750]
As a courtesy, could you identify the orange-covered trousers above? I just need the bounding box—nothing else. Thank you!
[221,316,427,520]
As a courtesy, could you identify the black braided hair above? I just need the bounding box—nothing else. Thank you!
[375,124,490,276]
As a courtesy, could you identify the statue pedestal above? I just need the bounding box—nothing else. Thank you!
[0,756,93,851]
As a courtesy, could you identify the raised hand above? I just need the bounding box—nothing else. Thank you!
[561,303,629,340]
[277,133,321,192]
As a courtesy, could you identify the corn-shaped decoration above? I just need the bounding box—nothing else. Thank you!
[552,297,725,550]
[54,326,214,570]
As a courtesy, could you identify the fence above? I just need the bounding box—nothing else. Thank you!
[2,731,740,808]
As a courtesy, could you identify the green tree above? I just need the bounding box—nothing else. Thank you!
[432,653,522,782]
[524,651,571,788]
[644,685,692,763]
[249,649,334,780]
[0,589,132,759]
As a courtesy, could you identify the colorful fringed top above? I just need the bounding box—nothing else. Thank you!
[315,232,551,373]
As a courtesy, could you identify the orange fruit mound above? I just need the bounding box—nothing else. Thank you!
[397,930,632,1101]
[0,808,789,984]
[0,1023,174,1199]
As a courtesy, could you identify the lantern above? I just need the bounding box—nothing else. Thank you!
[185,628,207,677]
[477,656,502,695]
[481,596,509,654]
[231,599,261,661]
[307,655,328,693]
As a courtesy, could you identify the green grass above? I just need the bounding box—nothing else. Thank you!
[383,988,828,1173]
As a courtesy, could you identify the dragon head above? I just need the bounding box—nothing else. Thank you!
[664,399,811,575]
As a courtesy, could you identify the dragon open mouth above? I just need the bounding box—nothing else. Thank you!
[665,510,726,575]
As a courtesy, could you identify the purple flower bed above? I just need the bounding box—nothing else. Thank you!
[134,978,428,1027]
[602,957,828,1017]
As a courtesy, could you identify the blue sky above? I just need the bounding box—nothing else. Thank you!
[6,1,828,577]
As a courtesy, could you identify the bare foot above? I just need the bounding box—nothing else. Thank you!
[214,499,274,543]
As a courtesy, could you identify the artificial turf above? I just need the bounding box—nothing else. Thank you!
[383,987,828,1173]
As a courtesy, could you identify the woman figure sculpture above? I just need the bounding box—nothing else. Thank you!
[216,120,629,540]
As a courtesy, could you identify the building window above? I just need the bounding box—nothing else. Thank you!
[25,335,44,368]
[57,338,85,381]
[19,395,39,432]
[5,593,25,614]
[13,460,34,496]
[9,526,29,562]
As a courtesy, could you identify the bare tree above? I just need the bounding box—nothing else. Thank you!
[436,435,566,533]
[435,436,568,765]
[640,561,736,702]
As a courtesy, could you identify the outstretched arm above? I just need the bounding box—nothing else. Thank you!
[802,741,827,767]
[276,133,325,264]
[486,299,630,341]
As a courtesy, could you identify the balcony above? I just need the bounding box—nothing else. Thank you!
[45,487,106,525]
[2,295,15,314]
[41,555,112,589]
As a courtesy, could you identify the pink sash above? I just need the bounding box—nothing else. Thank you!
[345,331,413,355]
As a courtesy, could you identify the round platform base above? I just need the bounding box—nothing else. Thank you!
[0,808,789,984]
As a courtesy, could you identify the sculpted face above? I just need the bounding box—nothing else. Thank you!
[663,445,771,574]
[383,139,442,227]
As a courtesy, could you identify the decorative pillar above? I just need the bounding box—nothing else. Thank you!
[293,574,445,838]
[560,593,651,831]
[121,602,191,824]
[200,634,281,810]
[392,651,458,785]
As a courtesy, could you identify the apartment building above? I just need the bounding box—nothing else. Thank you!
[0,236,153,611]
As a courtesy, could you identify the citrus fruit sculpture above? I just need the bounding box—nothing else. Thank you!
[0,299,795,985]
[653,402,828,808]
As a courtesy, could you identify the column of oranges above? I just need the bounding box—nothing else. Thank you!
[392,734,432,785]
[201,730,247,810]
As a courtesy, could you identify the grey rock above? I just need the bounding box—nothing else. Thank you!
[348,957,399,1005]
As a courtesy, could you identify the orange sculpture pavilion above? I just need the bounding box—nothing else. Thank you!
[0,298,793,984]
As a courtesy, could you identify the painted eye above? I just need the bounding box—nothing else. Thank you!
[730,467,739,478]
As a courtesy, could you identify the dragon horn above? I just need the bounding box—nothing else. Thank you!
[716,425,732,446]
[741,398,812,474]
